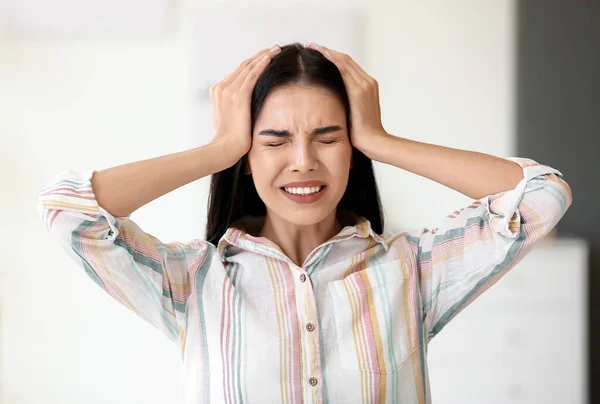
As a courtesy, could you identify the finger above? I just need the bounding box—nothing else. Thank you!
[236,46,281,90]
[329,49,365,85]
[220,46,275,85]
[223,47,271,84]
[309,43,372,86]
[308,43,361,86]
[338,50,371,80]
[309,43,382,121]
[210,47,273,101]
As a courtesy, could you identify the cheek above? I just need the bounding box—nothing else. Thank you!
[328,147,352,172]
[249,154,280,190]
[320,150,351,193]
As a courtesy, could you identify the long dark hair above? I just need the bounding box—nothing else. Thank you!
[205,42,384,246]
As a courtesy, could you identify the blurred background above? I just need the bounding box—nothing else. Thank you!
[1,0,597,403]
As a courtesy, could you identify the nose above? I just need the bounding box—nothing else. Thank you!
[288,138,319,173]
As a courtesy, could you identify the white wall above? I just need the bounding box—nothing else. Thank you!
[0,1,515,403]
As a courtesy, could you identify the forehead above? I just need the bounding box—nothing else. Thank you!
[254,84,345,128]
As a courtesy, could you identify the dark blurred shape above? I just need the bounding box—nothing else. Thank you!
[516,1,599,402]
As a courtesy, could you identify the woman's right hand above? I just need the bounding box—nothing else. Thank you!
[210,45,282,159]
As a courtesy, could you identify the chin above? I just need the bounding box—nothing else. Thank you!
[277,205,338,226]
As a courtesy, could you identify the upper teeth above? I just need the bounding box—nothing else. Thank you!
[284,186,323,195]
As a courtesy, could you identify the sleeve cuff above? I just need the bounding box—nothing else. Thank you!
[486,157,564,239]
[37,168,132,237]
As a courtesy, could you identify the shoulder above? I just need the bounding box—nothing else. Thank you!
[381,227,430,252]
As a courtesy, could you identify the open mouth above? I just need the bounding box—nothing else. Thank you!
[280,185,326,195]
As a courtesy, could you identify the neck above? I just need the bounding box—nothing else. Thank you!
[256,209,351,267]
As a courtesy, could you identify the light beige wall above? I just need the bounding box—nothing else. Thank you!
[0,1,514,402]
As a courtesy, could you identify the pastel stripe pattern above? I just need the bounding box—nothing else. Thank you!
[36,156,572,403]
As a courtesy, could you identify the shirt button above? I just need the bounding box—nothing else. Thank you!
[300,274,306,282]
[309,377,318,386]
[306,323,315,332]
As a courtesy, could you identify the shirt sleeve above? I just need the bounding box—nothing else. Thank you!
[415,157,573,343]
[36,169,211,346]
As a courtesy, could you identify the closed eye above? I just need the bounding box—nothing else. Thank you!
[265,139,338,147]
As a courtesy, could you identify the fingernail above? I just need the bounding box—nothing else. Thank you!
[270,45,280,52]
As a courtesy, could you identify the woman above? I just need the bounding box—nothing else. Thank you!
[37,42,572,403]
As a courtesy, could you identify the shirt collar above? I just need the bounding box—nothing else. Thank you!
[216,211,389,264]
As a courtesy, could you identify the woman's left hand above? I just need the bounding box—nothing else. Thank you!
[307,42,391,156]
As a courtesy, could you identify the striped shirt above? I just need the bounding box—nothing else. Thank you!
[36,156,572,404]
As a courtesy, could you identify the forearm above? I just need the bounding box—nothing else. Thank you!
[91,141,242,217]
[363,134,524,200]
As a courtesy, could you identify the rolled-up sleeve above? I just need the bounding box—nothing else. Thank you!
[416,157,573,343]
[36,169,210,346]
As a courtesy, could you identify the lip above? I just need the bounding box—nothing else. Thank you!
[280,180,326,188]
[280,186,326,204]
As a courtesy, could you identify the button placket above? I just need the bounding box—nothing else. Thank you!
[291,263,322,395]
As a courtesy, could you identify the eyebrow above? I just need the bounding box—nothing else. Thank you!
[257,125,343,137]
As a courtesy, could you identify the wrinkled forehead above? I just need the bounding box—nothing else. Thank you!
[254,85,346,132]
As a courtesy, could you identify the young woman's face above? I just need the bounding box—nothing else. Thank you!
[247,84,353,226]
